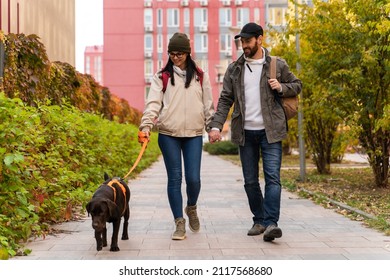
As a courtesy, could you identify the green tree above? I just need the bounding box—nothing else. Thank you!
[343,0,390,188]
[296,0,353,174]
[295,0,389,186]
[270,2,344,174]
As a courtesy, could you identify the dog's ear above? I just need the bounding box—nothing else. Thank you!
[104,199,119,218]
[86,201,92,216]
[104,172,110,181]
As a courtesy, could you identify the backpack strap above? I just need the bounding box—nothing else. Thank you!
[160,71,170,93]
[196,66,204,88]
[270,56,276,79]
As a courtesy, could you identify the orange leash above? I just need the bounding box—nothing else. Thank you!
[123,141,148,179]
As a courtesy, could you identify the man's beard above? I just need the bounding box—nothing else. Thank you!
[244,44,258,58]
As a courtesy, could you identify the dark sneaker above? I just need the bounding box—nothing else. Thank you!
[247,224,266,236]
[263,225,282,242]
[172,218,186,240]
[185,205,200,232]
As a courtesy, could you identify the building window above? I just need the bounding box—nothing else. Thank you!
[219,8,231,27]
[157,9,163,27]
[85,56,91,74]
[145,34,153,51]
[157,34,163,53]
[220,34,232,52]
[268,7,287,26]
[194,34,208,53]
[145,60,153,77]
[237,8,249,27]
[219,60,230,76]
[145,86,151,100]
[167,33,174,51]
[167,9,179,27]
[195,59,208,73]
[158,60,164,71]
[184,8,190,27]
[95,56,102,83]
[254,8,260,24]
[144,8,153,27]
[194,8,208,27]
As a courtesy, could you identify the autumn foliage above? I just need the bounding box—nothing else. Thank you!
[0,32,141,124]
[0,32,158,258]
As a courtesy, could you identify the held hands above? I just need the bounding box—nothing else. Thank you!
[208,130,222,144]
[138,131,150,145]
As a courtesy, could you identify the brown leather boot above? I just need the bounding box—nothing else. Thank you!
[172,217,186,240]
[185,205,200,232]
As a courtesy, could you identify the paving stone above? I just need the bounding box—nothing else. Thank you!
[12,152,390,260]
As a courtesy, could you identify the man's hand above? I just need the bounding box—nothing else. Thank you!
[208,130,222,144]
[268,78,282,92]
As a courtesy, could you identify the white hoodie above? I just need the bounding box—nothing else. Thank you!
[243,48,266,130]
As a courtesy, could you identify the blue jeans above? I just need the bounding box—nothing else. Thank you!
[239,130,282,227]
[158,134,203,220]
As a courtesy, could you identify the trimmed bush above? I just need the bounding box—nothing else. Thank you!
[0,94,160,257]
[203,141,238,155]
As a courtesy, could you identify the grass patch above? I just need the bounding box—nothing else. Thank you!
[219,154,390,235]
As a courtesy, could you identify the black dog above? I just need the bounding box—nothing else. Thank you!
[86,173,130,251]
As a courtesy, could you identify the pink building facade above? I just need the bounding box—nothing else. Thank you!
[103,0,288,111]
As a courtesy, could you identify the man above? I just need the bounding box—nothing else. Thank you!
[208,22,302,242]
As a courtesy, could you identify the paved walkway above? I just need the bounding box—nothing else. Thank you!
[12,152,390,260]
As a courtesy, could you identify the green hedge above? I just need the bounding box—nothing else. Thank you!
[203,141,238,155]
[0,93,160,258]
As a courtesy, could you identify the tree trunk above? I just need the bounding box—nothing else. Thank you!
[306,115,337,175]
[367,141,389,189]
[360,122,389,189]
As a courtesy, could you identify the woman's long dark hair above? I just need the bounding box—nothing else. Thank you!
[159,55,201,89]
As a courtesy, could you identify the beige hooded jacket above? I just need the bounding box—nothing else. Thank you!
[139,70,214,137]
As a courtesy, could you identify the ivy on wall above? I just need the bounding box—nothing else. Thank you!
[0,31,141,125]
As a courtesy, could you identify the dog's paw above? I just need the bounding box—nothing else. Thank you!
[110,246,120,252]
[97,246,103,251]
[103,241,108,247]
[121,235,129,240]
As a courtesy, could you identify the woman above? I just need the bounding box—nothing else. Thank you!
[138,33,214,240]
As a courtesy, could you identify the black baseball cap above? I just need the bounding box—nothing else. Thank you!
[234,22,264,39]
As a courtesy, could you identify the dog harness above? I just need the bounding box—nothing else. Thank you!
[107,179,127,215]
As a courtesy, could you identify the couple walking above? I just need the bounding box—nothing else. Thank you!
[138,23,302,242]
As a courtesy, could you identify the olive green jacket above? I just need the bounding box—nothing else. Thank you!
[208,49,302,145]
